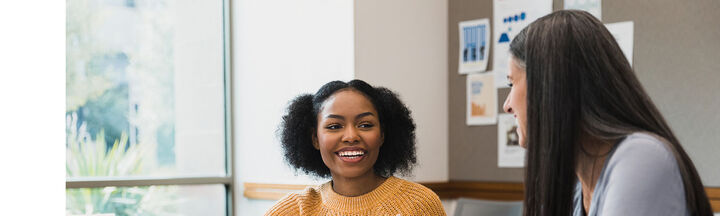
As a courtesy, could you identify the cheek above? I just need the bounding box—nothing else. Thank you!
[369,137,383,151]
[358,132,383,156]
[367,131,384,147]
[315,135,338,168]
[316,133,338,152]
[513,91,524,107]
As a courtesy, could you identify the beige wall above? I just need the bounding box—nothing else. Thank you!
[355,0,449,182]
[448,0,522,182]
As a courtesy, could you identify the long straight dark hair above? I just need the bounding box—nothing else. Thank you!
[510,10,712,216]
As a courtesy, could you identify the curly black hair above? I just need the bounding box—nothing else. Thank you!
[279,79,417,178]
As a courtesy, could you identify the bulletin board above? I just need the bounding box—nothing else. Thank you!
[448,0,720,187]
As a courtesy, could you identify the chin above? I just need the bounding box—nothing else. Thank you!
[337,167,372,179]
[518,135,527,148]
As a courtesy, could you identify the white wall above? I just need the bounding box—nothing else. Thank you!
[232,0,449,214]
[231,0,354,215]
[354,0,449,182]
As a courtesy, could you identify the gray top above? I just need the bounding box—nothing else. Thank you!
[573,133,688,216]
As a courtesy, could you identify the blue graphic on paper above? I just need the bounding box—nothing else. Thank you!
[498,33,510,43]
[462,24,487,63]
[498,12,527,43]
[472,81,484,94]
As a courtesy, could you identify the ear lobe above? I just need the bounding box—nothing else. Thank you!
[312,132,320,150]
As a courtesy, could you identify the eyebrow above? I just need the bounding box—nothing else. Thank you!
[356,112,375,119]
[325,114,345,120]
[325,112,375,120]
[506,75,513,80]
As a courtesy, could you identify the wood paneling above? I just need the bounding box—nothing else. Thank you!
[423,181,524,201]
[707,187,720,213]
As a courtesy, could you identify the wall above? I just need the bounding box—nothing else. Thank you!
[231,0,355,215]
[448,0,521,182]
[448,0,720,186]
[355,0,449,182]
[232,0,451,214]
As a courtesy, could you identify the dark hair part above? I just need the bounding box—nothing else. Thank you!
[280,79,417,178]
[510,10,712,216]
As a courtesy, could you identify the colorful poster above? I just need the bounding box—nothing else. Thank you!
[605,21,634,66]
[467,73,497,125]
[564,0,601,20]
[498,113,525,167]
[458,19,490,74]
[492,0,552,88]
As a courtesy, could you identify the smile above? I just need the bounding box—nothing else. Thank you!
[335,148,366,163]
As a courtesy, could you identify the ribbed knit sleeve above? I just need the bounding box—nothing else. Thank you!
[264,193,301,216]
[390,179,446,215]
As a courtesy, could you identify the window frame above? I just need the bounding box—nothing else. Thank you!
[65,0,236,215]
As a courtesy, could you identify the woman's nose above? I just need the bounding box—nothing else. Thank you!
[342,127,359,144]
[503,94,513,113]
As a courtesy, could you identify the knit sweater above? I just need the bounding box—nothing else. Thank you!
[265,176,446,215]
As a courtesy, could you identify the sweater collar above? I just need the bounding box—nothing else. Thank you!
[319,176,402,211]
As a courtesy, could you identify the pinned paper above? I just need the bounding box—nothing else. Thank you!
[467,73,497,125]
[565,0,602,20]
[458,19,490,74]
[492,0,552,88]
[498,114,525,167]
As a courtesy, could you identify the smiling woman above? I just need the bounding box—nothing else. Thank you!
[266,80,445,215]
[313,89,385,194]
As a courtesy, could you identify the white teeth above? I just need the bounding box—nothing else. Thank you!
[338,150,364,157]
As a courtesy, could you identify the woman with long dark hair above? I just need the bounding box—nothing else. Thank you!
[503,10,713,216]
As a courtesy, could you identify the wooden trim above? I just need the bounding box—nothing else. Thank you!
[243,182,311,200]
[243,181,720,212]
[707,187,720,213]
[711,200,720,214]
[241,181,524,201]
[706,187,720,198]
[423,181,524,201]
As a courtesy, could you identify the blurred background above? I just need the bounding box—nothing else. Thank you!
[2,0,716,215]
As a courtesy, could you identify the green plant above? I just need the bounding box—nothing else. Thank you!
[66,117,142,177]
[66,113,178,216]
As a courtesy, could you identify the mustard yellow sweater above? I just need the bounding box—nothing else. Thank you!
[265,176,446,215]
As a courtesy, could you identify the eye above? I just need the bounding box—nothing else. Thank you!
[325,124,342,130]
[358,122,375,128]
[507,82,514,87]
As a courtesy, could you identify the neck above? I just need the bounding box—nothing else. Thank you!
[575,135,614,212]
[330,171,387,197]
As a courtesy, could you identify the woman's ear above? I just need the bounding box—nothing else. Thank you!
[312,129,320,150]
[380,132,385,147]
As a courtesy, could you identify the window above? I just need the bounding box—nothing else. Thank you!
[66,0,233,215]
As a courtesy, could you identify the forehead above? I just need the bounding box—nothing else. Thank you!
[320,90,378,116]
[508,57,526,77]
